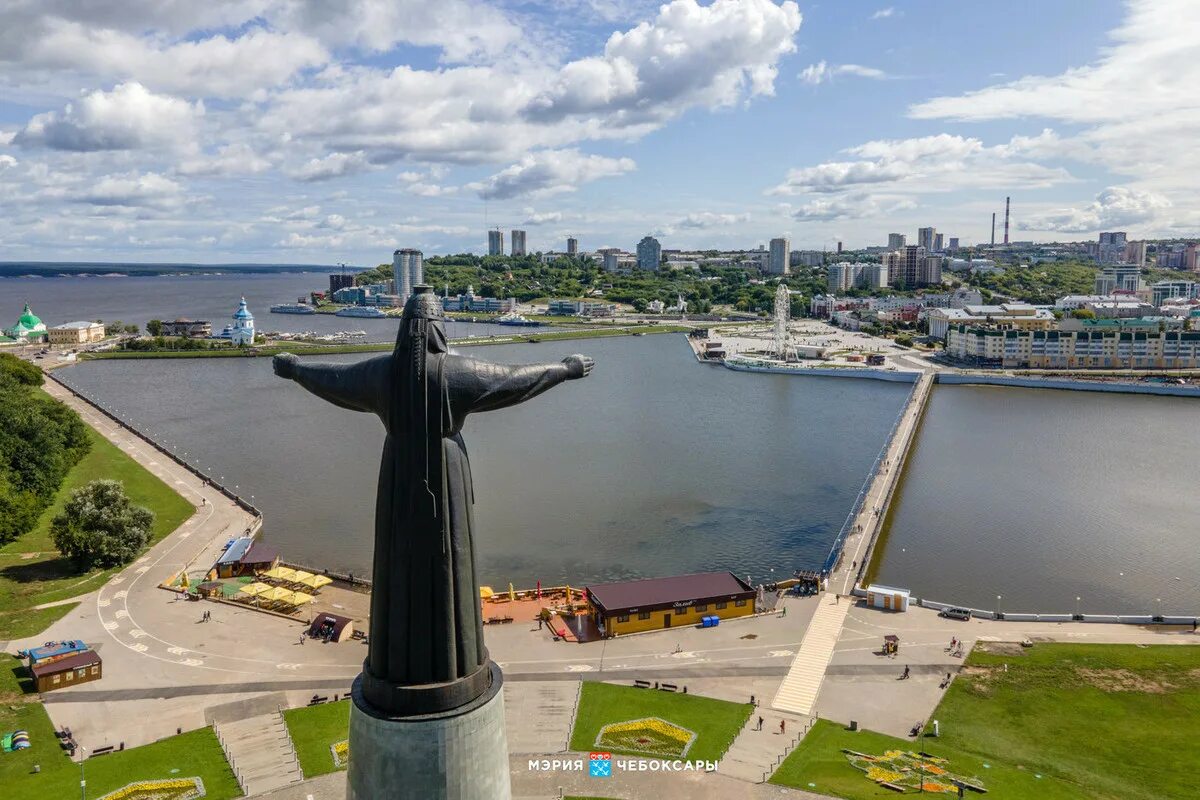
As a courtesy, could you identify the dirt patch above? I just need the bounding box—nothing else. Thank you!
[976,641,1027,657]
[1077,668,1174,694]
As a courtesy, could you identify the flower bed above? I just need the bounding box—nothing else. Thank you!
[595,717,696,759]
[331,738,349,768]
[97,776,205,800]
[844,748,982,795]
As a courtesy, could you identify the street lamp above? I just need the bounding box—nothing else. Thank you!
[1075,596,1081,616]
[78,744,87,800]
[996,595,1002,616]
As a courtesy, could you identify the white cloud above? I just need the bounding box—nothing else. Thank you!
[14,82,202,151]
[799,61,888,85]
[179,143,274,176]
[771,133,1074,196]
[287,151,374,182]
[468,149,635,200]
[1020,186,1172,233]
[73,172,186,209]
[0,154,16,169]
[407,182,458,197]
[522,209,563,225]
[790,194,914,222]
[675,211,751,228]
[870,7,895,20]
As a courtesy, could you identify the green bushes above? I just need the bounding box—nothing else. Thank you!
[51,479,154,568]
[0,356,91,544]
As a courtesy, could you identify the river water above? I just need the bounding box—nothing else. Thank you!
[874,385,1200,614]
[1,272,542,342]
[57,335,911,587]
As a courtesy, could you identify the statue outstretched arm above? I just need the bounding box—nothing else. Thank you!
[273,353,391,414]
[447,353,593,414]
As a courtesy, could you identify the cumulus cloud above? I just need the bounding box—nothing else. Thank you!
[468,149,635,200]
[771,133,1074,196]
[14,82,202,151]
[870,7,895,20]
[178,143,274,176]
[675,211,751,228]
[1020,186,1172,233]
[0,154,16,169]
[73,172,186,209]
[287,151,374,182]
[522,209,563,225]
[799,61,888,85]
[790,194,914,222]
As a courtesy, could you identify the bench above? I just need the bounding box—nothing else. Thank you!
[351,630,366,640]
[878,781,905,792]
[309,695,329,705]
[659,683,678,692]
[634,680,652,689]
[91,745,115,757]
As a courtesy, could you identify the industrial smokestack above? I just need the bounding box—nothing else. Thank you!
[1003,196,1010,245]
[991,213,996,247]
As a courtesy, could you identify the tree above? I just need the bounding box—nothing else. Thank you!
[1072,308,1096,319]
[0,352,43,386]
[51,480,153,568]
[123,324,139,335]
[103,320,125,336]
[146,319,164,336]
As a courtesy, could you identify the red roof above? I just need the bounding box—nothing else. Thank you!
[31,649,101,677]
[586,571,754,613]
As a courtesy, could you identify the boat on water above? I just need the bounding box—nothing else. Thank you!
[495,311,539,327]
[336,306,388,318]
[270,303,316,315]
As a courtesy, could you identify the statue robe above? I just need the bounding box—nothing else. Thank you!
[288,351,573,714]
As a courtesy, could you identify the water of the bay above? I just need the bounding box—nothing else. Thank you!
[1,272,542,341]
[875,384,1200,615]
[57,335,911,587]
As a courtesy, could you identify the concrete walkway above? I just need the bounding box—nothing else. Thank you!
[771,594,848,715]
[719,709,814,783]
[503,681,579,754]
[216,711,304,797]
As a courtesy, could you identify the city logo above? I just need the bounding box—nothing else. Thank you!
[589,751,612,778]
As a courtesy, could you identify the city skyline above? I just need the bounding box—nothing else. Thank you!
[1,0,1197,263]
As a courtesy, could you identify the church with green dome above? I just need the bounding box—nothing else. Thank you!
[3,303,48,343]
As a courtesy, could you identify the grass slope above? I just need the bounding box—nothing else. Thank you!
[0,423,193,640]
[930,642,1199,800]
[771,718,1083,799]
[569,682,751,763]
[0,654,240,799]
[282,700,350,777]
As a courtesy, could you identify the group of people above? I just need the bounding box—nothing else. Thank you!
[946,636,964,658]
[199,609,212,622]
[754,716,788,735]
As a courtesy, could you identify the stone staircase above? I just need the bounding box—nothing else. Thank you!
[504,681,580,754]
[214,711,304,797]
[771,593,849,714]
[719,711,815,783]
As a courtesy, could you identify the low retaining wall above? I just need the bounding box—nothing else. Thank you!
[936,373,1200,397]
[723,361,920,383]
[916,597,1198,623]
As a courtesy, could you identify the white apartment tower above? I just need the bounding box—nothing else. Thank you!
[393,248,424,301]
[887,233,906,250]
[511,229,527,257]
[768,237,791,275]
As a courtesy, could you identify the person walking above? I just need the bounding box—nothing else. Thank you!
[779,719,786,735]
[299,633,305,646]
[757,716,763,731]
[902,665,910,680]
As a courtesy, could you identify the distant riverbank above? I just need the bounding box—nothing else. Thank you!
[80,324,695,360]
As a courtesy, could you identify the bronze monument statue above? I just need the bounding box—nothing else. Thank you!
[273,285,593,721]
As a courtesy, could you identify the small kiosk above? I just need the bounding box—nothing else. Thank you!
[866,584,911,612]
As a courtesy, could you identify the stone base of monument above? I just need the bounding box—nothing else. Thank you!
[346,663,512,800]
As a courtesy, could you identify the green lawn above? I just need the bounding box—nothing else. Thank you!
[0,654,241,799]
[774,642,1200,799]
[929,642,1200,800]
[771,718,1083,799]
[0,423,193,640]
[282,699,350,777]
[568,682,751,763]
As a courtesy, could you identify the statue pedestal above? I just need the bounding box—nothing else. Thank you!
[346,664,512,800]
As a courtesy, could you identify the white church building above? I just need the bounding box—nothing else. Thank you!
[216,297,255,345]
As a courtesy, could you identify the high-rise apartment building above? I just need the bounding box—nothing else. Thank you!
[948,237,960,252]
[1098,231,1128,246]
[885,245,930,288]
[887,233,906,250]
[1125,240,1147,267]
[636,236,661,271]
[917,227,936,252]
[393,248,424,301]
[511,229,527,257]
[933,233,945,252]
[921,255,944,286]
[567,237,578,256]
[827,262,888,292]
[768,237,791,275]
[329,272,355,295]
[487,229,504,256]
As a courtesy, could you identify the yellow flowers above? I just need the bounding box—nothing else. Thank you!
[595,717,697,758]
[331,738,350,768]
[844,748,981,794]
[866,766,903,782]
[97,777,205,800]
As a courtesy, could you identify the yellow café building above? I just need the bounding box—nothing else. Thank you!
[586,571,756,637]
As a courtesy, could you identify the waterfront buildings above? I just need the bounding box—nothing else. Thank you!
[488,228,504,256]
[1094,266,1143,294]
[159,319,212,338]
[393,248,423,302]
[4,303,48,343]
[768,237,791,275]
[547,299,617,317]
[511,229,527,257]
[328,273,355,295]
[946,325,1200,369]
[636,236,661,271]
[442,285,514,314]
[926,303,1055,340]
[47,321,105,345]
[566,237,578,256]
[887,233,906,250]
[585,571,755,637]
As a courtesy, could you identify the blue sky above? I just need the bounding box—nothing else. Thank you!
[1,0,1195,263]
